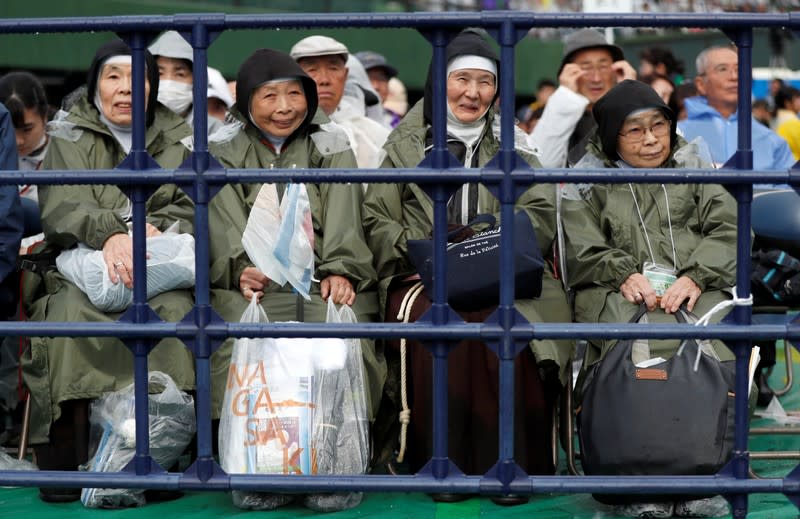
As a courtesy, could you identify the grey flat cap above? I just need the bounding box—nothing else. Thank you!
[290,35,349,61]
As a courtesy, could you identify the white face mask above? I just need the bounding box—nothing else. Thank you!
[157,79,193,115]
[207,115,224,136]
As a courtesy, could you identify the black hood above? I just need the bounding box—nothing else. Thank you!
[86,38,159,127]
[235,49,318,137]
[422,28,500,124]
[592,79,676,162]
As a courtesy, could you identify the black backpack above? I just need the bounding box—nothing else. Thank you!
[751,248,800,306]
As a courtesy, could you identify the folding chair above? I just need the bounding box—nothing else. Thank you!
[747,189,800,477]
[6,243,56,463]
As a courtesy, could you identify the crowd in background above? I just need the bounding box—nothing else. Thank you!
[427,0,798,16]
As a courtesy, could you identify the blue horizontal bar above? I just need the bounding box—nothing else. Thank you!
[1,320,796,342]
[0,169,179,186]
[0,167,796,187]
[230,322,800,341]
[0,321,180,338]
[0,12,797,35]
[0,470,791,495]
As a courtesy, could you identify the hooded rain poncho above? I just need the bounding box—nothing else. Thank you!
[22,38,196,444]
[208,49,385,421]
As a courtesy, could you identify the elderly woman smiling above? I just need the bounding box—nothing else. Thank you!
[363,30,572,501]
[207,49,383,458]
[23,38,195,503]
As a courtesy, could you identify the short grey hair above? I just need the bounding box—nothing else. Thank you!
[695,45,737,76]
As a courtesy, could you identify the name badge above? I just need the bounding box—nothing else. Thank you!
[642,261,677,297]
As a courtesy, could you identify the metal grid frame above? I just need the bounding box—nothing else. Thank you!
[0,11,799,518]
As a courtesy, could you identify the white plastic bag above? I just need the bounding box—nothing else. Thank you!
[242,183,314,299]
[241,184,283,287]
[80,371,196,508]
[219,295,313,511]
[219,296,368,512]
[56,224,195,312]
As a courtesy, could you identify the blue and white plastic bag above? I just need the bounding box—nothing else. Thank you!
[242,183,314,299]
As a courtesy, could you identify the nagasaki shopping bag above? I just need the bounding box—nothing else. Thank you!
[219,296,313,510]
[218,296,368,512]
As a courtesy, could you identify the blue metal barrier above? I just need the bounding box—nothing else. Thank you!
[0,11,799,518]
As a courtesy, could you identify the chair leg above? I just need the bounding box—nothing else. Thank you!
[773,340,794,397]
[551,395,559,470]
[17,392,30,462]
[561,368,581,476]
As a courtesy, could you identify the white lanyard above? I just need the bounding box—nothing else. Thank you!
[628,183,678,270]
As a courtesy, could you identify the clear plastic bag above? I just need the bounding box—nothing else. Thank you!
[0,447,37,472]
[304,299,369,513]
[219,297,369,512]
[242,183,314,299]
[80,371,196,509]
[56,223,195,312]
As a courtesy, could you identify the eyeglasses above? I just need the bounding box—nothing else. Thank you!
[618,119,670,142]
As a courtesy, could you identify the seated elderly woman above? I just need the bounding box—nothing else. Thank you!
[207,49,384,497]
[562,79,737,518]
[363,29,572,504]
[22,39,195,502]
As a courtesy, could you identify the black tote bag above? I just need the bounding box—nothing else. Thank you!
[578,304,736,480]
[406,211,545,312]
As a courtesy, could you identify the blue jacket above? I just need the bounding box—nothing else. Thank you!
[678,96,795,171]
[0,103,23,291]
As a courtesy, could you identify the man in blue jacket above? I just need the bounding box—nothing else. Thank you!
[680,45,795,407]
[678,45,795,175]
[0,102,23,320]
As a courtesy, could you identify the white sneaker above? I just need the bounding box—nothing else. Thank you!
[614,501,675,518]
[674,496,730,517]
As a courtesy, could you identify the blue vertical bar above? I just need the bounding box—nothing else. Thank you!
[730,28,754,518]
[191,24,209,159]
[735,31,753,171]
[429,28,451,479]
[496,19,517,482]
[430,29,449,172]
[128,31,152,474]
[189,22,216,476]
